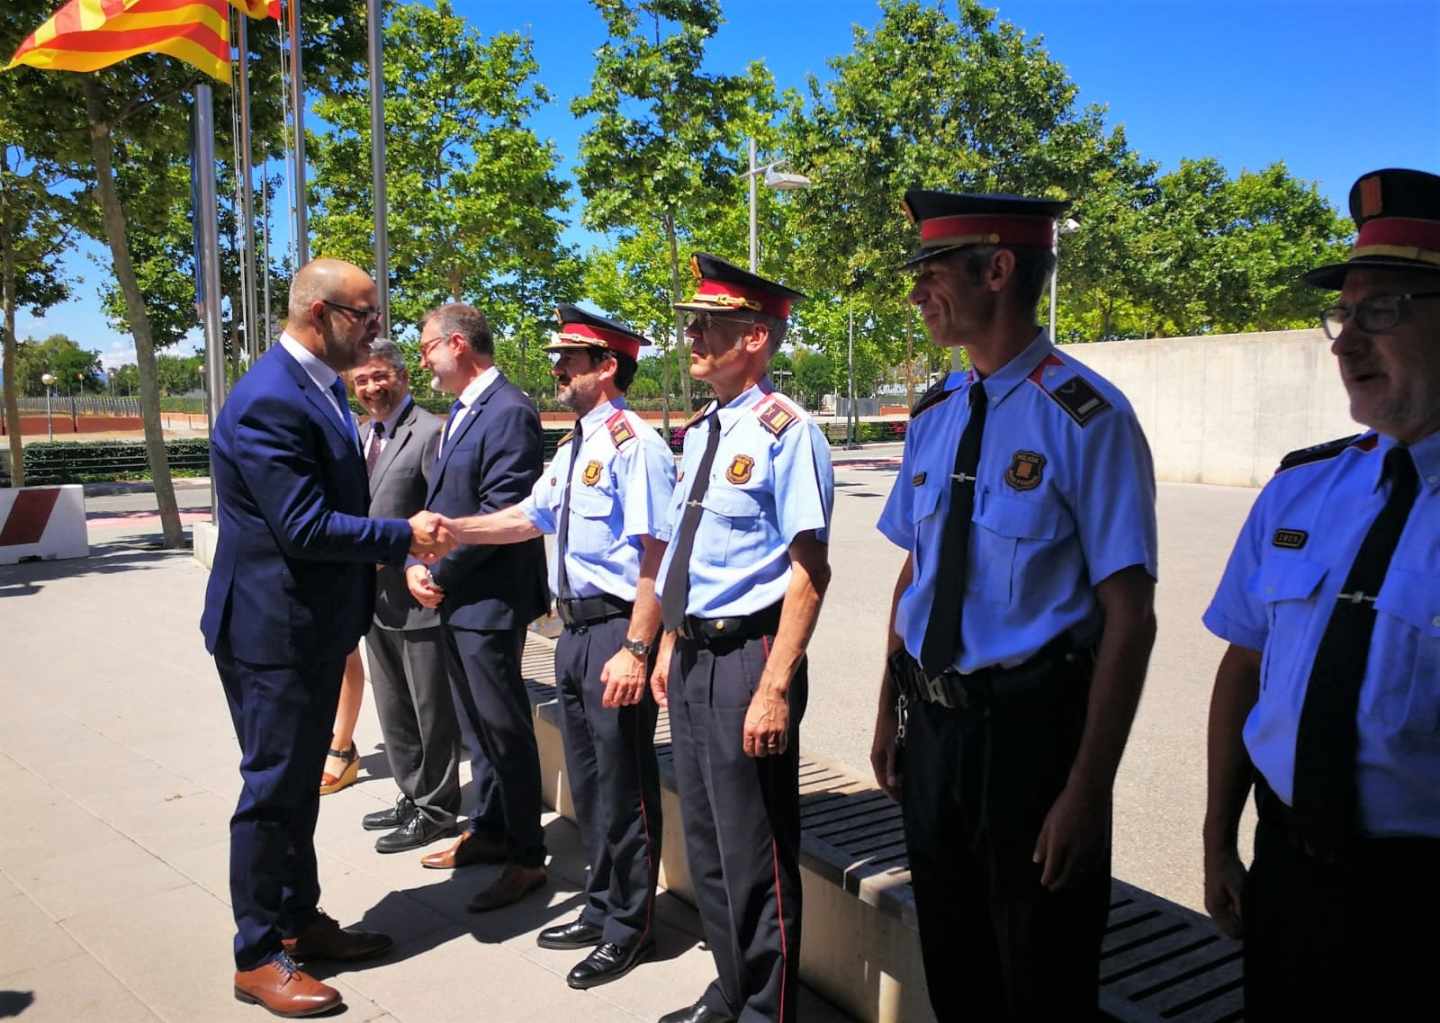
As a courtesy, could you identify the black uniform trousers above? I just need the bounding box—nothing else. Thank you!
[442,624,546,867]
[216,639,344,970]
[669,632,807,1023]
[555,615,663,947]
[899,655,1109,1021]
[1243,787,1440,1020]
[365,623,461,825]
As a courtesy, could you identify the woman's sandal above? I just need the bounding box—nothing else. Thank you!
[319,742,359,795]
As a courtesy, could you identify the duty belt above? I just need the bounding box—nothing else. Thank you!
[555,593,633,631]
[888,633,1090,712]
[677,602,783,645]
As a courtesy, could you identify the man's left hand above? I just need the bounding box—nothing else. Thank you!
[600,648,648,708]
[1033,781,1110,891]
[408,511,456,563]
[742,689,790,758]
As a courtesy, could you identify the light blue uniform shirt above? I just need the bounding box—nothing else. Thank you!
[655,380,835,619]
[1203,428,1440,838]
[520,398,676,602]
[878,331,1158,674]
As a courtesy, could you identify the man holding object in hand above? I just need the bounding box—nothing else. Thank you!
[201,259,455,1018]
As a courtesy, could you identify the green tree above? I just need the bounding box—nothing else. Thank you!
[110,363,140,396]
[788,345,836,410]
[13,334,103,396]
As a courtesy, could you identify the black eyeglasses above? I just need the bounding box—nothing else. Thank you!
[1321,291,1440,340]
[322,299,380,323]
[685,311,756,333]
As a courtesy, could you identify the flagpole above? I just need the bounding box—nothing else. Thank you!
[195,83,226,520]
[236,11,259,360]
[366,0,389,340]
[285,0,309,265]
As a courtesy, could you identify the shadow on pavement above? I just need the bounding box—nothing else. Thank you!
[0,990,35,1019]
[0,543,188,599]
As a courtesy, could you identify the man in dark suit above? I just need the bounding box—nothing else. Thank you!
[350,340,465,854]
[201,259,453,1017]
[405,302,551,911]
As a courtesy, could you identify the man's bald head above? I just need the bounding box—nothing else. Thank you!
[288,259,373,325]
[285,258,381,371]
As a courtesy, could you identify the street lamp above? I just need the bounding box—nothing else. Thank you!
[744,137,812,272]
[41,372,55,442]
[1048,217,1080,341]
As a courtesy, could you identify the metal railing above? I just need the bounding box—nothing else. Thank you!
[12,396,142,416]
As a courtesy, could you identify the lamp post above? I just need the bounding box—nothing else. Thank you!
[744,138,813,272]
[41,372,55,442]
[1048,217,1080,341]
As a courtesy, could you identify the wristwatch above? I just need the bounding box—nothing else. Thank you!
[622,637,652,658]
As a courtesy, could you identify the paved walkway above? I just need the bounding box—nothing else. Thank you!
[0,546,852,1023]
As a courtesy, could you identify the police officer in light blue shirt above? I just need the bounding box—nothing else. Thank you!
[1202,168,1440,1019]
[649,254,834,1023]
[870,189,1158,1021]
[448,305,673,992]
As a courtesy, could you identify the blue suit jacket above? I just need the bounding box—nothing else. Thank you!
[200,344,413,665]
[424,371,548,630]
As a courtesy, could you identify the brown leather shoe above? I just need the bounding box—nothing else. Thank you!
[281,911,392,962]
[234,954,341,1017]
[420,829,508,870]
[466,863,547,913]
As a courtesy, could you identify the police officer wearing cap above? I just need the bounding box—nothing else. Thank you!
[649,254,834,1023]
[1203,168,1440,1019]
[446,305,674,990]
[871,189,1159,1019]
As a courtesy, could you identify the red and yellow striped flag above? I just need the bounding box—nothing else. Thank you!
[7,0,279,85]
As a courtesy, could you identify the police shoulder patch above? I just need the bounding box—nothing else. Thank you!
[755,395,800,437]
[910,378,954,418]
[1044,375,1110,427]
[1275,434,1365,474]
[606,409,637,450]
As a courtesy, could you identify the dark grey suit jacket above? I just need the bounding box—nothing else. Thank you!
[367,398,443,631]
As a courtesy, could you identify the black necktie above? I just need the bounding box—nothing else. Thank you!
[555,420,583,601]
[661,411,721,631]
[919,381,988,676]
[1291,446,1419,849]
[365,421,385,476]
[438,399,464,459]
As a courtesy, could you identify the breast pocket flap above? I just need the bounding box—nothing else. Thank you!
[1250,556,1328,605]
[1375,568,1440,636]
[703,486,763,520]
[975,492,1065,540]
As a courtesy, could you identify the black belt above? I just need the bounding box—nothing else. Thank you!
[889,633,1090,712]
[1254,776,1440,867]
[555,593,632,631]
[677,603,783,645]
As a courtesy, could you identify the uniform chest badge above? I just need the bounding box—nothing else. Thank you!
[1273,528,1308,549]
[726,454,755,485]
[1004,450,1046,491]
[581,460,603,486]
[912,471,927,486]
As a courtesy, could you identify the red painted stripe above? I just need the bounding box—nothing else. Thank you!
[0,489,62,547]
[770,838,790,1022]
[40,21,228,60]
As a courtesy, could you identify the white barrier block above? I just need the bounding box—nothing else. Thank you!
[0,485,89,565]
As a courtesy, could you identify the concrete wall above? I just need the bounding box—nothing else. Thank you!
[1063,328,1358,488]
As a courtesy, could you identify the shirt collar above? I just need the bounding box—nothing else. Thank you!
[456,364,500,409]
[579,397,621,437]
[278,332,338,391]
[1385,428,1440,494]
[718,377,772,436]
[970,329,1054,408]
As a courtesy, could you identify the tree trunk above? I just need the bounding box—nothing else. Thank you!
[1,180,24,487]
[904,324,914,409]
[85,80,183,548]
[663,210,690,420]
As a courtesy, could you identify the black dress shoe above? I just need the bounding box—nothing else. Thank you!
[375,813,458,854]
[566,939,654,990]
[537,918,604,950]
[362,795,415,832]
[657,1002,736,1023]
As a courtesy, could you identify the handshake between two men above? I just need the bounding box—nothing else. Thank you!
[406,511,458,566]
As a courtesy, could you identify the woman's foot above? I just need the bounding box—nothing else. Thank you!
[319,743,359,795]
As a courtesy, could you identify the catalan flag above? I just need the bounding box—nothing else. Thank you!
[6,0,278,85]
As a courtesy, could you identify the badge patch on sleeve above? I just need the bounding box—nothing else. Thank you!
[1272,528,1308,550]
[726,454,755,485]
[581,460,603,486]
[1004,451,1046,491]
[1047,376,1110,427]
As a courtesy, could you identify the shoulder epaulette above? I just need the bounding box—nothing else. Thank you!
[755,394,801,438]
[1275,433,1365,474]
[555,430,574,449]
[606,409,638,449]
[910,378,954,418]
[1042,374,1111,427]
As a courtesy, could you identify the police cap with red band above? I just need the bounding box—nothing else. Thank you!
[674,252,807,320]
[545,303,651,361]
[1304,168,1440,289]
[899,187,1072,269]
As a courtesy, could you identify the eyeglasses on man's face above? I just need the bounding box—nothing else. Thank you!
[323,299,380,323]
[1321,291,1440,340]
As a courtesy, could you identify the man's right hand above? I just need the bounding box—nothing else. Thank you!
[408,511,455,563]
[649,635,674,709]
[1203,845,1247,939]
[870,699,902,802]
[406,563,445,609]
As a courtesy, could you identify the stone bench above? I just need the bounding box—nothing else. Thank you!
[521,630,1245,1023]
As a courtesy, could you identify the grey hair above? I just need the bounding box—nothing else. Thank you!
[363,338,407,375]
[422,302,493,356]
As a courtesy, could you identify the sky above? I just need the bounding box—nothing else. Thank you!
[16,0,1440,371]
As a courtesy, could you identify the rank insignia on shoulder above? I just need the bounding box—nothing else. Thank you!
[912,471,927,486]
[726,454,755,485]
[756,396,799,437]
[1272,528,1308,550]
[555,430,574,449]
[606,410,636,449]
[1004,450,1046,491]
[582,460,603,486]
[1275,433,1364,474]
[1047,375,1110,427]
